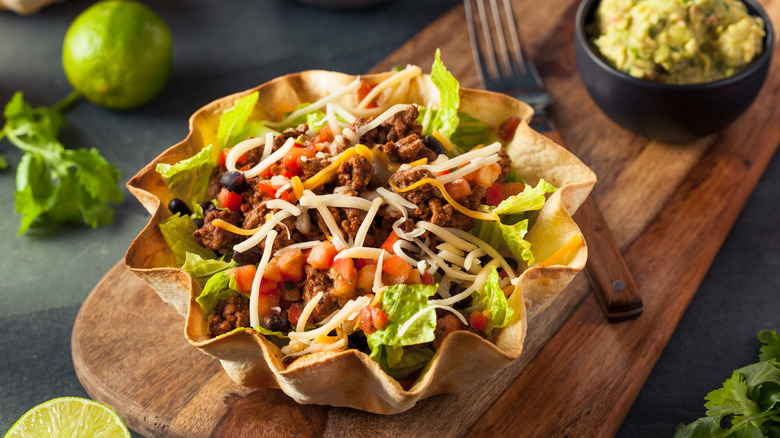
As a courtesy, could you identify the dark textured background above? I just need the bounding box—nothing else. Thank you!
[1,1,778,436]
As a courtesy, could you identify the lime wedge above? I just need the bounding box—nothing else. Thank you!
[4,397,131,438]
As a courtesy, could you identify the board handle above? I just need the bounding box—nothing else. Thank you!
[542,130,643,320]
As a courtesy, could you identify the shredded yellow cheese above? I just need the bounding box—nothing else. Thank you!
[538,234,584,267]
[390,178,500,222]
[210,219,261,236]
[408,157,428,167]
[291,176,304,199]
[302,145,374,191]
[432,129,454,152]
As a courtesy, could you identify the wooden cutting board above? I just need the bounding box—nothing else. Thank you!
[72,0,780,436]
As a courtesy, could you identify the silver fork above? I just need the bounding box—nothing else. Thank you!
[464,0,643,321]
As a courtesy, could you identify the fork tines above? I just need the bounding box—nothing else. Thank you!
[464,0,528,84]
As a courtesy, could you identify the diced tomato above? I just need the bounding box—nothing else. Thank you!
[287,303,304,324]
[502,182,527,198]
[219,147,248,168]
[421,272,435,286]
[474,163,502,188]
[382,272,406,286]
[263,260,283,282]
[333,257,357,282]
[354,258,373,270]
[359,306,376,334]
[380,231,400,254]
[406,269,422,285]
[257,278,278,294]
[370,306,387,331]
[216,187,242,211]
[282,146,316,172]
[382,255,413,283]
[444,178,472,202]
[317,126,334,143]
[497,116,520,141]
[486,183,504,206]
[307,241,338,270]
[277,248,305,280]
[433,314,465,349]
[358,305,387,334]
[357,80,378,109]
[255,289,280,318]
[357,264,377,293]
[469,310,489,332]
[332,277,355,298]
[234,265,257,294]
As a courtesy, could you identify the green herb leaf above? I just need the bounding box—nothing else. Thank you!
[195,271,238,317]
[2,91,123,233]
[759,330,780,362]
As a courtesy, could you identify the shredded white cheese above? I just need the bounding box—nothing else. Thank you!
[397,304,468,338]
[233,210,293,253]
[289,296,370,342]
[226,136,265,172]
[355,104,411,138]
[354,196,384,248]
[249,230,278,328]
[244,137,296,179]
[357,65,422,109]
[264,78,362,129]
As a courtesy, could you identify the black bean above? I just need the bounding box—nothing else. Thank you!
[168,198,191,216]
[220,171,246,193]
[450,283,472,309]
[200,201,216,214]
[193,218,204,228]
[265,312,290,332]
[232,248,261,266]
[423,135,445,156]
[348,331,369,353]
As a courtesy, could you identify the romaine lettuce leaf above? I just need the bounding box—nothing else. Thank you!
[493,179,557,215]
[427,49,460,140]
[195,271,237,316]
[180,252,236,286]
[450,112,496,151]
[156,144,216,207]
[158,213,215,266]
[218,91,258,148]
[481,267,514,336]
[471,218,534,264]
[367,284,438,374]
[375,345,435,379]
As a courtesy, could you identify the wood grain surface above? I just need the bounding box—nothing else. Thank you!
[72,0,780,436]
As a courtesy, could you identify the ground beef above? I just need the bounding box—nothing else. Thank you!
[193,209,242,253]
[341,207,367,240]
[299,155,332,180]
[414,198,473,231]
[302,265,337,322]
[337,155,372,191]
[463,182,487,210]
[380,134,437,164]
[206,167,224,200]
[496,148,513,183]
[209,293,250,337]
[389,168,438,205]
[354,105,423,148]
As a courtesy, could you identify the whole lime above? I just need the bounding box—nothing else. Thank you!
[62,0,173,110]
[4,397,131,438]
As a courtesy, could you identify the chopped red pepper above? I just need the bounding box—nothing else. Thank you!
[469,310,489,332]
[497,116,520,141]
[216,187,242,211]
[486,183,504,206]
[380,231,400,254]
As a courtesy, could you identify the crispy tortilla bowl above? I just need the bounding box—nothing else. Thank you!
[125,68,596,414]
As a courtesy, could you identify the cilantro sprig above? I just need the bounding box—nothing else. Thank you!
[675,330,780,438]
[0,91,123,233]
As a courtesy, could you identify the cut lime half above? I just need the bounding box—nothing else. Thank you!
[4,397,130,438]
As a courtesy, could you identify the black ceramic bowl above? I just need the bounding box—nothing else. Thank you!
[574,0,774,142]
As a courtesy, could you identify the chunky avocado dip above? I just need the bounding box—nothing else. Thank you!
[591,0,766,84]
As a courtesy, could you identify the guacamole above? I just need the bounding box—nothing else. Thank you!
[591,0,766,84]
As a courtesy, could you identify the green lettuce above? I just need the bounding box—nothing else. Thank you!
[158,213,215,266]
[180,252,236,286]
[426,49,460,140]
[472,218,534,265]
[450,112,496,151]
[480,267,514,336]
[367,284,438,376]
[156,144,216,207]
[195,271,237,316]
[378,345,436,379]
[493,179,557,215]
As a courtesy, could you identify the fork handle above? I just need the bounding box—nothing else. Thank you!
[541,131,643,321]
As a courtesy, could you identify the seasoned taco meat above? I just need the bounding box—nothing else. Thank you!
[194,209,242,253]
[210,293,250,337]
